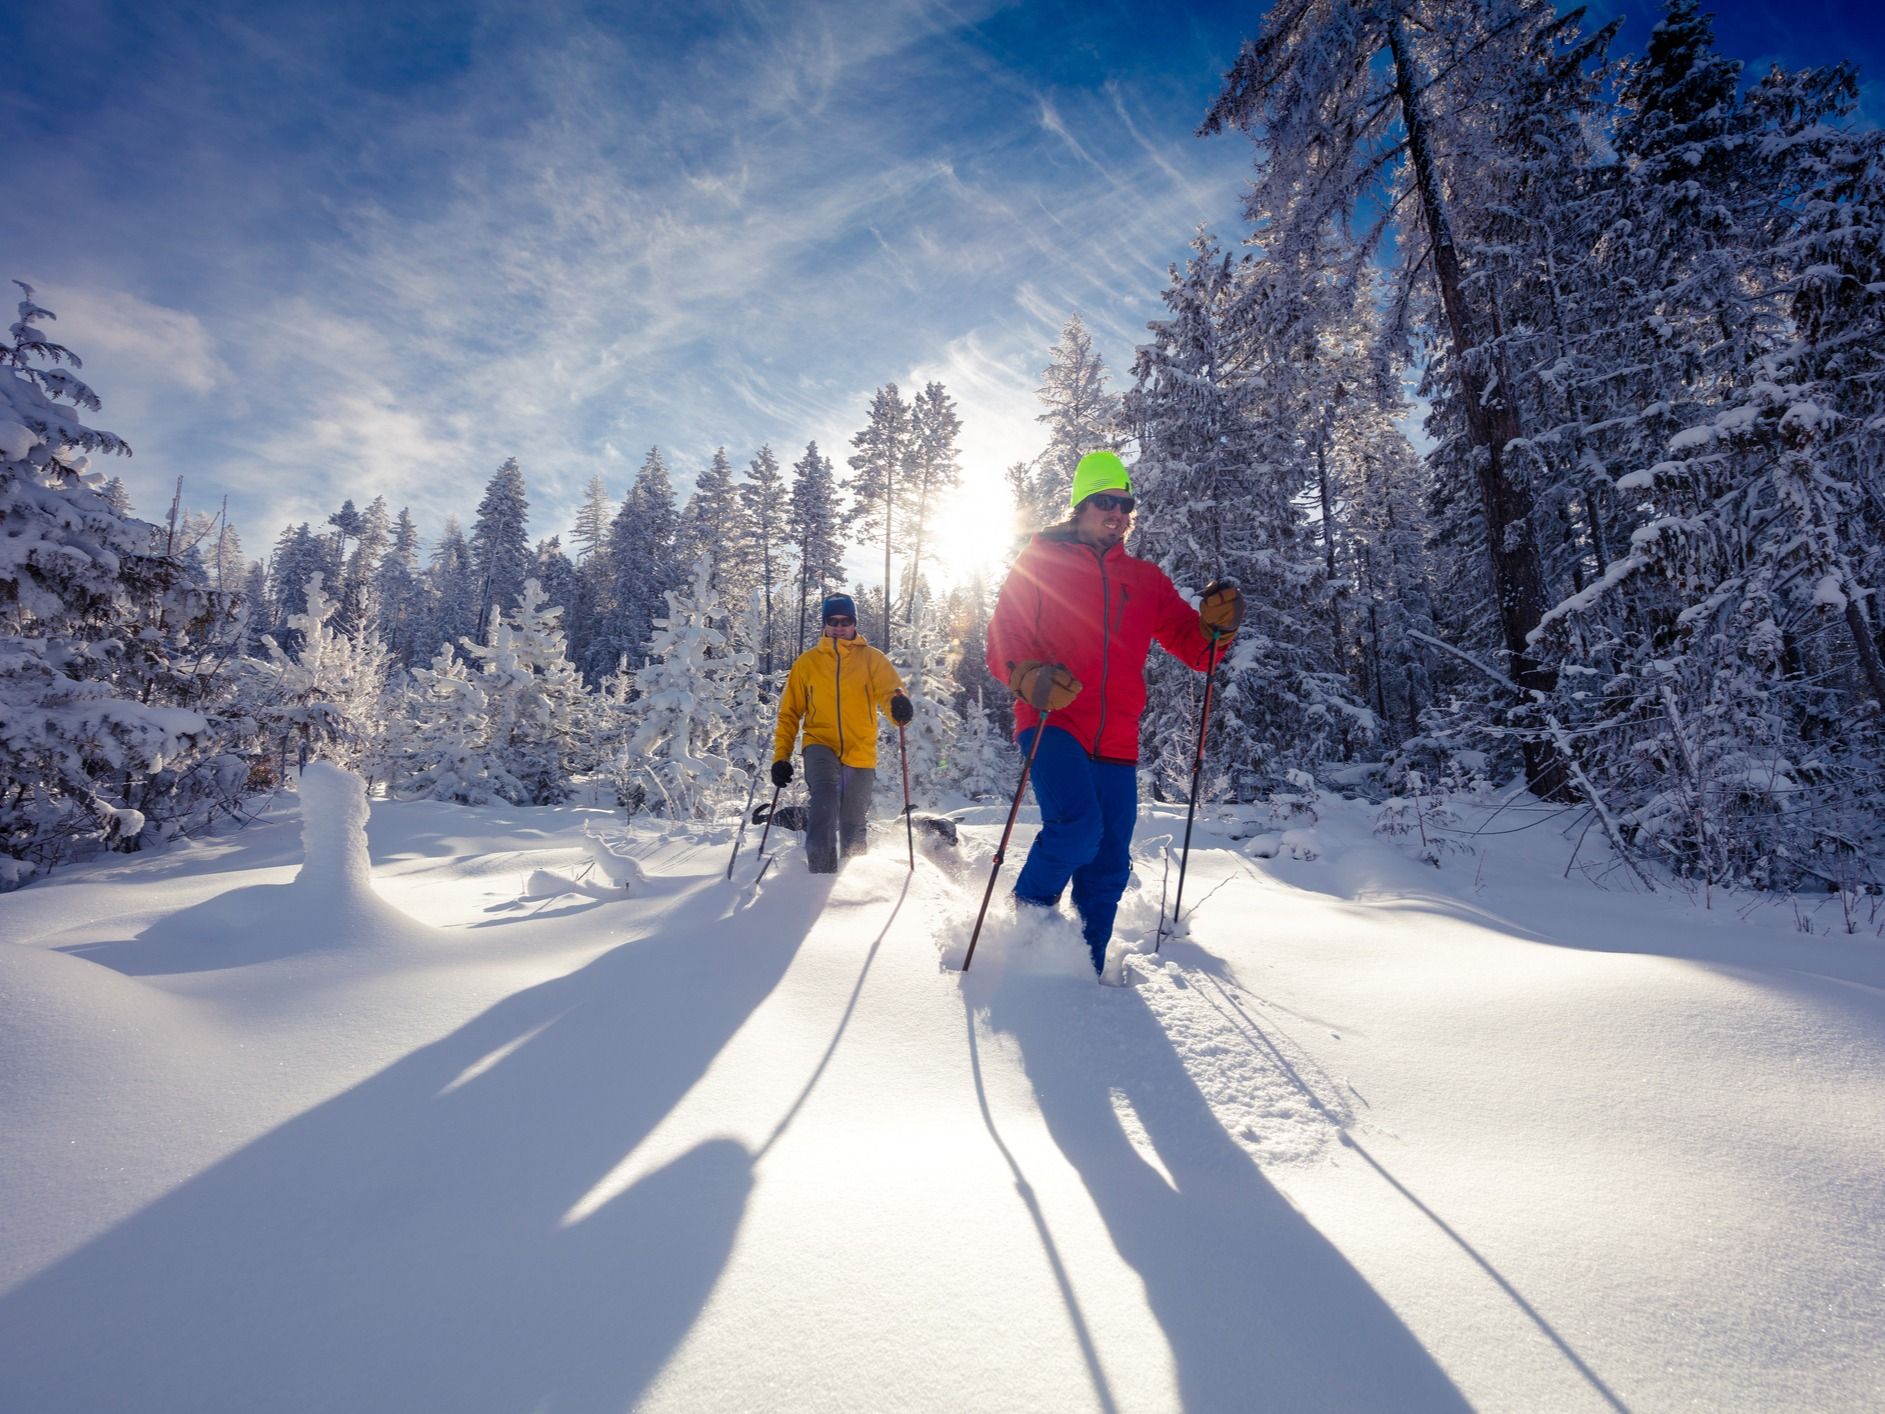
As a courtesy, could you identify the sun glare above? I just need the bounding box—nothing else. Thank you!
[923,463,1015,592]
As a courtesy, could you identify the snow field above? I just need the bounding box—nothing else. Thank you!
[1,783,1882,1411]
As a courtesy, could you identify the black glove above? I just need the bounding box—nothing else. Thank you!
[890,691,913,726]
[770,759,793,788]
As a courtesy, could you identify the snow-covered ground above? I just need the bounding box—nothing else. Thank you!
[3,773,1882,1412]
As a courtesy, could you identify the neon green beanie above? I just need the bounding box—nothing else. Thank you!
[1069,450,1133,509]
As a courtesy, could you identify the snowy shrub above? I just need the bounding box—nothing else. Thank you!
[1373,772,1469,867]
[1265,770,1321,829]
[244,572,392,781]
[393,645,502,804]
[623,556,747,820]
[950,692,1012,802]
[885,593,961,810]
[393,579,586,806]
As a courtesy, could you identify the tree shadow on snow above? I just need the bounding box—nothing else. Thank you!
[980,973,1470,1412]
[0,875,833,1414]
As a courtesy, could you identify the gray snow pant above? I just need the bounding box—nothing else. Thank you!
[802,744,874,873]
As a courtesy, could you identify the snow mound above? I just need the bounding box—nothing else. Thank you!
[60,764,435,975]
[296,761,374,894]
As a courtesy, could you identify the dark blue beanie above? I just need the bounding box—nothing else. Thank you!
[821,593,856,622]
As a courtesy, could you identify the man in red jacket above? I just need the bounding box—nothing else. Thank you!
[986,450,1244,977]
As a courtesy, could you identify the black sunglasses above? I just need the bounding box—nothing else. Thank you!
[1084,492,1135,513]
[824,615,855,627]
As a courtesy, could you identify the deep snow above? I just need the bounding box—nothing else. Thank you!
[2,776,1882,1411]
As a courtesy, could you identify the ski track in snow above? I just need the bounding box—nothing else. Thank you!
[928,835,1353,1171]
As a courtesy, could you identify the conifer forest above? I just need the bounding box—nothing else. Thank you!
[6,0,1884,899]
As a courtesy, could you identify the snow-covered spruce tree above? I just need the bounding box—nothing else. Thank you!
[562,474,614,680]
[946,572,1010,737]
[531,535,577,619]
[1414,7,1620,615]
[1346,423,1438,741]
[425,515,479,658]
[1527,32,1885,888]
[677,447,751,600]
[266,522,334,639]
[585,651,637,802]
[883,592,961,811]
[1204,0,1575,797]
[470,456,531,644]
[602,447,682,675]
[624,555,747,820]
[335,494,390,635]
[394,644,502,805]
[1128,229,1371,799]
[240,560,270,647]
[374,506,425,666]
[1756,64,1885,714]
[788,440,845,657]
[950,691,1012,802]
[739,444,788,677]
[1010,314,1121,534]
[900,382,962,617]
[847,384,911,650]
[454,577,588,806]
[1,283,245,883]
[571,474,612,564]
[724,587,773,787]
[245,571,393,781]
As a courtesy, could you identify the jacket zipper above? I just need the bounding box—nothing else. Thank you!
[833,638,846,763]
[1093,547,1113,755]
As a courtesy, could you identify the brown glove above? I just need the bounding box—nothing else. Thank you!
[1009,660,1081,712]
[1200,579,1245,639]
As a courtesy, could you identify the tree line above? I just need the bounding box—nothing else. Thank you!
[5,0,1882,896]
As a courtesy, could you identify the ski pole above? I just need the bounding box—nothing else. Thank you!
[727,765,763,879]
[752,782,784,882]
[963,666,1062,973]
[1162,635,1223,950]
[898,723,915,871]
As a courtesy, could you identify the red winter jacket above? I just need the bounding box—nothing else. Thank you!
[986,526,1221,763]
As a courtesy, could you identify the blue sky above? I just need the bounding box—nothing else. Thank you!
[5,0,1882,578]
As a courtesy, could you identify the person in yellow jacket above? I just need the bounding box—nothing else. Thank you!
[771,593,913,873]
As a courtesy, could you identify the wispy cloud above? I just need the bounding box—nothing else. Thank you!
[5,0,1254,559]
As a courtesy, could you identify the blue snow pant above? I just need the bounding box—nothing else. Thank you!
[1012,725,1139,974]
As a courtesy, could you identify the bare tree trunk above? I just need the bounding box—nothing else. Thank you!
[796,556,809,660]
[1845,599,1885,711]
[1389,17,1569,800]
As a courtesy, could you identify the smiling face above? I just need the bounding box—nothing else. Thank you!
[1073,494,1132,549]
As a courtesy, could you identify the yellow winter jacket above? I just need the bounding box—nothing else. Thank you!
[772,632,906,770]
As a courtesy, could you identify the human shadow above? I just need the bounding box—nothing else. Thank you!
[1,874,832,1413]
[980,971,1469,1412]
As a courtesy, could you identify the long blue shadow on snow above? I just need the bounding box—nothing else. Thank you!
[755,873,908,1162]
[0,873,831,1414]
[965,1009,1119,1414]
[1338,1135,1631,1413]
[980,972,1470,1412]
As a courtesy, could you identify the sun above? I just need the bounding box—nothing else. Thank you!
[921,463,1016,592]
